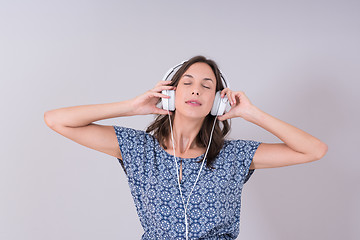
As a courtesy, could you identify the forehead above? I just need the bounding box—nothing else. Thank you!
[183,62,216,79]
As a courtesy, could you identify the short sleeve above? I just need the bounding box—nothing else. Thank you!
[112,125,148,178]
[234,139,262,184]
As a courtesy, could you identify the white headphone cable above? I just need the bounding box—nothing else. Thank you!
[166,108,218,240]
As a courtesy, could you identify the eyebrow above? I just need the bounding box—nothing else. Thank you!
[183,74,214,83]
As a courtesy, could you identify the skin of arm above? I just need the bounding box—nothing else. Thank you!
[44,81,175,160]
[44,100,135,128]
[44,81,175,128]
[217,89,328,169]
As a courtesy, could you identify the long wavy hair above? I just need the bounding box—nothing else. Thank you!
[146,55,231,169]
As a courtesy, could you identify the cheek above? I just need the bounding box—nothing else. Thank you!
[174,90,184,105]
[174,89,181,99]
[207,93,216,104]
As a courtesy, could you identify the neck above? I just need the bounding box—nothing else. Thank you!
[168,112,205,154]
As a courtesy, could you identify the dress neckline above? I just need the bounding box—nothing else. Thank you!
[154,137,205,160]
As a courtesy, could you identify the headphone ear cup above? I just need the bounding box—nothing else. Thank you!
[161,89,176,111]
[211,91,228,116]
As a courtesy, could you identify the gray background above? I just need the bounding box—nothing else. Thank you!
[1,0,359,239]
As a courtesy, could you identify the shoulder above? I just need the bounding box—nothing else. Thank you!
[113,125,152,137]
[113,125,156,146]
[228,138,261,145]
[223,139,261,152]
[113,125,145,136]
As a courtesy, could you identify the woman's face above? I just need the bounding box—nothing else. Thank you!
[175,62,217,119]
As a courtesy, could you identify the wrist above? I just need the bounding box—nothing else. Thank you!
[124,99,137,116]
[242,105,264,123]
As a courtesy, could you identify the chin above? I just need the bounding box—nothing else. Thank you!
[176,107,209,120]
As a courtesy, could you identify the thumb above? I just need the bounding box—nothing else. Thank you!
[217,111,234,121]
[154,107,172,115]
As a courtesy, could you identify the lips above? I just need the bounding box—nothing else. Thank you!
[185,99,202,106]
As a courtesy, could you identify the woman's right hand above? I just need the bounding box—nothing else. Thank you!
[129,80,176,116]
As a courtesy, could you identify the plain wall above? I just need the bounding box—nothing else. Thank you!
[1,0,359,239]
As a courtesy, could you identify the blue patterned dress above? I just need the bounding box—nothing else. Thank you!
[113,125,261,240]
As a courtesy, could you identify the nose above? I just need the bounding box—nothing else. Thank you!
[191,83,201,95]
[191,88,199,96]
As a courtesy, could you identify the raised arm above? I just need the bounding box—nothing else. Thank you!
[217,89,328,169]
[44,100,135,160]
[44,80,176,159]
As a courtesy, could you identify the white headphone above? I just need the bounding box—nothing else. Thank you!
[161,60,230,116]
[161,60,231,239]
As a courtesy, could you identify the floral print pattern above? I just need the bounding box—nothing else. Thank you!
[113,126,261,239]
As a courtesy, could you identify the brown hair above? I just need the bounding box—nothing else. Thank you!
[146,55,231,169]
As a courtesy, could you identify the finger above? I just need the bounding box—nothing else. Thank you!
[230,92,241,105]
[231,93,236,106]
[234,92,241,104]
[237,91,245,103]
[151,92,171,98]
[226,91,234,106]
[154,107,172,115]
[158,85,176,90]
[152,85,176,92]
[156,80,172,86]
[227,92,233,105]
[221,88,228,98]
[217,112,230,121]
[217,114,228,121]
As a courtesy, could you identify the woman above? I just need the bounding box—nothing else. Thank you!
[44,55,328,239]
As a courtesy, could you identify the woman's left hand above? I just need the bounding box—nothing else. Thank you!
[217,88,255,121]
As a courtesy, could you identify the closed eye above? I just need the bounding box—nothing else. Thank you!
[184,83,210,89]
